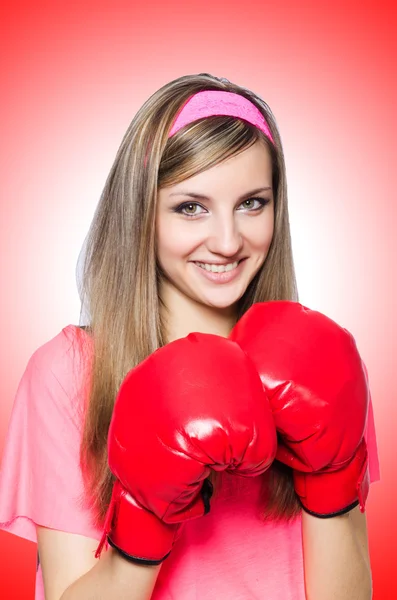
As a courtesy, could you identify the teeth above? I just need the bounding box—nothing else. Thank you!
[196,260,239,273]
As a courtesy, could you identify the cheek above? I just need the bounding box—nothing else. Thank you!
[242,213,274,253]
[156,218,201,266]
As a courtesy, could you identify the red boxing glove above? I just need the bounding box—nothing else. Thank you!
[96,333,277,564]
[230,301,370,518]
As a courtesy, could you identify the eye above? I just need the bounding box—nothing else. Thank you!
[238,197,270,211]
[173,202,206,217]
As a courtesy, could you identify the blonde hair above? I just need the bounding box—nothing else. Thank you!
[78,73,300,526]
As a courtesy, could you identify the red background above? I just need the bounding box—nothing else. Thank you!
[0,1,395,597]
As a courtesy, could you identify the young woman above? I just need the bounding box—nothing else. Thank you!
[0,73,380,599]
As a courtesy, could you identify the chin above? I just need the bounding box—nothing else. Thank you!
[196,291,245,311]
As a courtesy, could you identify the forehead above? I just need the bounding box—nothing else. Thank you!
[165,141,272,197]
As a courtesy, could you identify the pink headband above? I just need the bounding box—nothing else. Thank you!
[168,90,274,144]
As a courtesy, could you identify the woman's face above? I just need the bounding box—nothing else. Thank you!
[156,140,275,311]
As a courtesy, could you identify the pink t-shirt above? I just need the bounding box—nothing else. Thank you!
[0,325,381,599]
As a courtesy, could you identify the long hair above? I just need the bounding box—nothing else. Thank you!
[77,73,300,527]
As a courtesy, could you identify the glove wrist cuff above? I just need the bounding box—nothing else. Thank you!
[96,480,179,564]
[293,439,369,518]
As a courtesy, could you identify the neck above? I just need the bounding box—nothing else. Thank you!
[159,281,238,343]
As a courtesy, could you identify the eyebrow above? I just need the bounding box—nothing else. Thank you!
[169,186,273,202]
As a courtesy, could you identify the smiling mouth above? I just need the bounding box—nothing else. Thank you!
[194,260,242,273]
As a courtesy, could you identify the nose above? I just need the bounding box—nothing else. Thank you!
[206,213,243,257]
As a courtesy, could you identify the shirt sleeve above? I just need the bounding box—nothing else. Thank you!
[0,326,102,543]
[365,392,381,484]
[361,359,381,484]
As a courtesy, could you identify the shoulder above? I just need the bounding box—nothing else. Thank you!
[28,324,93,387]
[30,324,92,375]
[17,325,94,428]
